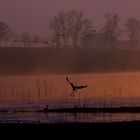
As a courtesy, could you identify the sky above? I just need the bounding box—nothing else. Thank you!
[0,0,140,37]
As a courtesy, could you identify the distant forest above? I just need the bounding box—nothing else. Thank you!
[0,47,140,75]
[0,10,140,49]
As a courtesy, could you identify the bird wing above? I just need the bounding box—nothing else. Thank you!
[75,85,88,89]
[66,77,88,91]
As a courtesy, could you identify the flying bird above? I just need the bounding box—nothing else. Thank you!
[66,76,88,97]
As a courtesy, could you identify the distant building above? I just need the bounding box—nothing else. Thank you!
[81,32,106,49]
[116,40,139,49]
[81,32,140,49]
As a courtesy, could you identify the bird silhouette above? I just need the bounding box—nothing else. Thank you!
[66,76,88,97]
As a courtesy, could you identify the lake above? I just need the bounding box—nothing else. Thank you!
[0,72,140,123]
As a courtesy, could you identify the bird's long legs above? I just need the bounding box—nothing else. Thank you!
[70,90,75,97]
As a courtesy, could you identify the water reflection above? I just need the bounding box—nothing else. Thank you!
[0,112,140,123]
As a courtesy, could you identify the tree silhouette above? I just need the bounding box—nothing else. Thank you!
[0,22,10,47]
[21,32,31,47]
[32,35,41,47]
[49,10,93,48]
[49,11,65,48]
[125,18,140,48]
[102,13,121,49]
[10,32,19,47]
[81,18,94,48]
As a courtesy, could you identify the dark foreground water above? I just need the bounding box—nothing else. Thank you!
[0,98,140,123]
[1,110,140,123]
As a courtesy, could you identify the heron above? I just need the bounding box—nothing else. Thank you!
[66,76,88,97]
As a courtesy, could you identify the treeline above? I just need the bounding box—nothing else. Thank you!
[0,10,140,48]
[0,48,140,75]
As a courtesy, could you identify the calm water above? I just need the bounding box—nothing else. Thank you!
[0,72,140,123]
[0,112,140,123]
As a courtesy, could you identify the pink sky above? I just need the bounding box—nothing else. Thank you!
[0,0,140,37]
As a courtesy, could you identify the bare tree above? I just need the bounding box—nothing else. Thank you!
[125,18,140,48]
[59,12,68,47]
[32,35,41,47]
[49,11,66,48]
[2,32,11,47]
[0,22,10,47]
[42,37,49,47]
[81,18,94,48]
[21,32,31,47]
[68,10,84,48]
[49,10,93,48]
[67,10,84,48]
[102,13,121,49]
[10,32,19,47]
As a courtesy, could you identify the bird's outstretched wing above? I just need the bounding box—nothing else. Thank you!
[75,85,88,89]
[66,76,88,94]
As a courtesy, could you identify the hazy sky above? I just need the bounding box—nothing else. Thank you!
[0,0,140,37]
